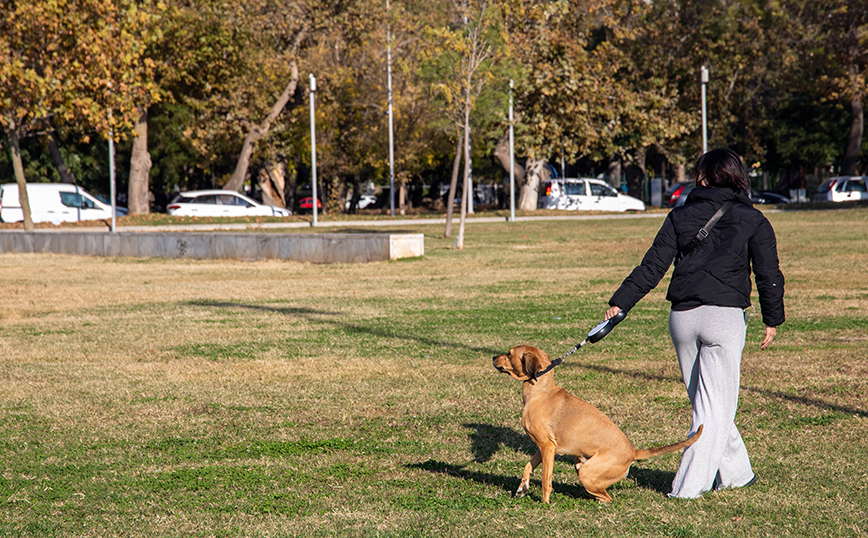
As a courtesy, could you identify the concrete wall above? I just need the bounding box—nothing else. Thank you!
[0,231,424,263]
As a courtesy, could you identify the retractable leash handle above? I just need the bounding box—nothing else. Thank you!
[543,310,629,377]
[587,309,627,343]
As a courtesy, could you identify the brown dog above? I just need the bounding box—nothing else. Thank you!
[492,345,703,503]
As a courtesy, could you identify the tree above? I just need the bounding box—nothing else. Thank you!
[799,0,868,175]
[497,0,657,208]
[425,0,509,239]
[0,0,156,229]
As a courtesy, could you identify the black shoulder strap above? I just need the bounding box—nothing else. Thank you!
[677,201,736,262]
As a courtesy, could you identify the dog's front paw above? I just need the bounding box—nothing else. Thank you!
[515,481,529,499]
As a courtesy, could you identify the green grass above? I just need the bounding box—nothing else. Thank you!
[1,207,867,537]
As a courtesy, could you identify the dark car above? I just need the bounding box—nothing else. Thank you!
[750,190,789,205]
[666,181,789,207]
[665,181,694,207]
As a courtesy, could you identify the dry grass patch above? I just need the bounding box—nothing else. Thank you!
[1,208,867,537]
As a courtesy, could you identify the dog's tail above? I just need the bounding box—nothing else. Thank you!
[633,425,703,460]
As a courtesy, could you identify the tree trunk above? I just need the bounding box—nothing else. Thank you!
[347,174,362,214]
[674,163,686,184]
[285,164,298,213]
[456,105,472,250]
[128,109,152,215]
[398,180,406,215]
[607,155,622,190]
[518,158,547,211]
[6,126,33,231]
[257,160,287,208]
[624,148,647,200]
[444,132,462,238]
[48,130,76,184]
[842,98,863,176]
[493,131,525,202]
[224,59,300,192]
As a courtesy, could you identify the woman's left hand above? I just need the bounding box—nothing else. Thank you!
[761,326,777,350]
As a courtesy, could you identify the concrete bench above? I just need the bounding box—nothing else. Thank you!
[0,231,424,263]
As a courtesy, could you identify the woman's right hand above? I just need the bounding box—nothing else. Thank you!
[605,305,622,321]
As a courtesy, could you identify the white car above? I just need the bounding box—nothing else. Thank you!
[814,176,868,202]
[0,183,118,224]
[538,178,645,212]
[166,190,291,217]
[345,193,377,210]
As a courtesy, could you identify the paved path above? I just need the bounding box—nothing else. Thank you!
[89,212,670,233]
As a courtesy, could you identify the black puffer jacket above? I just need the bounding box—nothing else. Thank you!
[609,186,785,327]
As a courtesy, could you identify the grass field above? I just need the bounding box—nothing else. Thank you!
[1,207,866,537]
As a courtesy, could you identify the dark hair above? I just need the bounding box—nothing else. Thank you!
[692,148,750,195]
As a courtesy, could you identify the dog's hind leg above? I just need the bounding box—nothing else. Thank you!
[577,455,630,503]
[515,450,542,499]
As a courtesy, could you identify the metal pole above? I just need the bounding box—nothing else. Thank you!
[387,0,395,216]
[509,79,515,222]
[463,4,473,215]
[467,136,473,214]
[701,65,709,154]
[109,130,116,232]
[310,74,318,227]
[108,105,116,233]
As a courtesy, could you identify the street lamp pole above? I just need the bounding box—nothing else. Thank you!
[107,82,116,233]
[509,79,515,222]
[109,119,116,233]
[387,0,395,216]
[310,73,318,227]
[701,65,709,154]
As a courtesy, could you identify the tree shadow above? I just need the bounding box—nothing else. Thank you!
[185,300,502,357]
[572,362,868,418]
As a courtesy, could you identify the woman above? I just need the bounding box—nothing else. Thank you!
[604,148,784,499]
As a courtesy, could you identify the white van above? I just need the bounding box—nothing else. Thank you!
[0,183,115,224]
[538,178,646,212]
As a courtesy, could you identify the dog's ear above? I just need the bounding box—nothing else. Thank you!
[521,347,550,383]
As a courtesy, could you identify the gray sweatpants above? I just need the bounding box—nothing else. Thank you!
[668,305,754,498]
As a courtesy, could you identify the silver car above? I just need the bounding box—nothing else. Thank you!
[814,177,868,202]
[167,190,291,217]
[538,178,645,212]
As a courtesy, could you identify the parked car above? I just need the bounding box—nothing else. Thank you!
[665,181,694,208]
[297,197,322,210]
[0,183,118,224]
[166,190,291,217]
[750,189,790,205]
[814,176,868,202]
[345,193,377,210]
[666,181,790,207]
[538,178,645,212]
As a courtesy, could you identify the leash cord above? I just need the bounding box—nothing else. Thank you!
[533,339,588,380]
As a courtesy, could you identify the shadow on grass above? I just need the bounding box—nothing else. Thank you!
[573,362,868,418]
[628,467,676,495]
[406,459,593,501]
[186,300,502,356]
[408,457,675,500]
[464,422,536,462]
